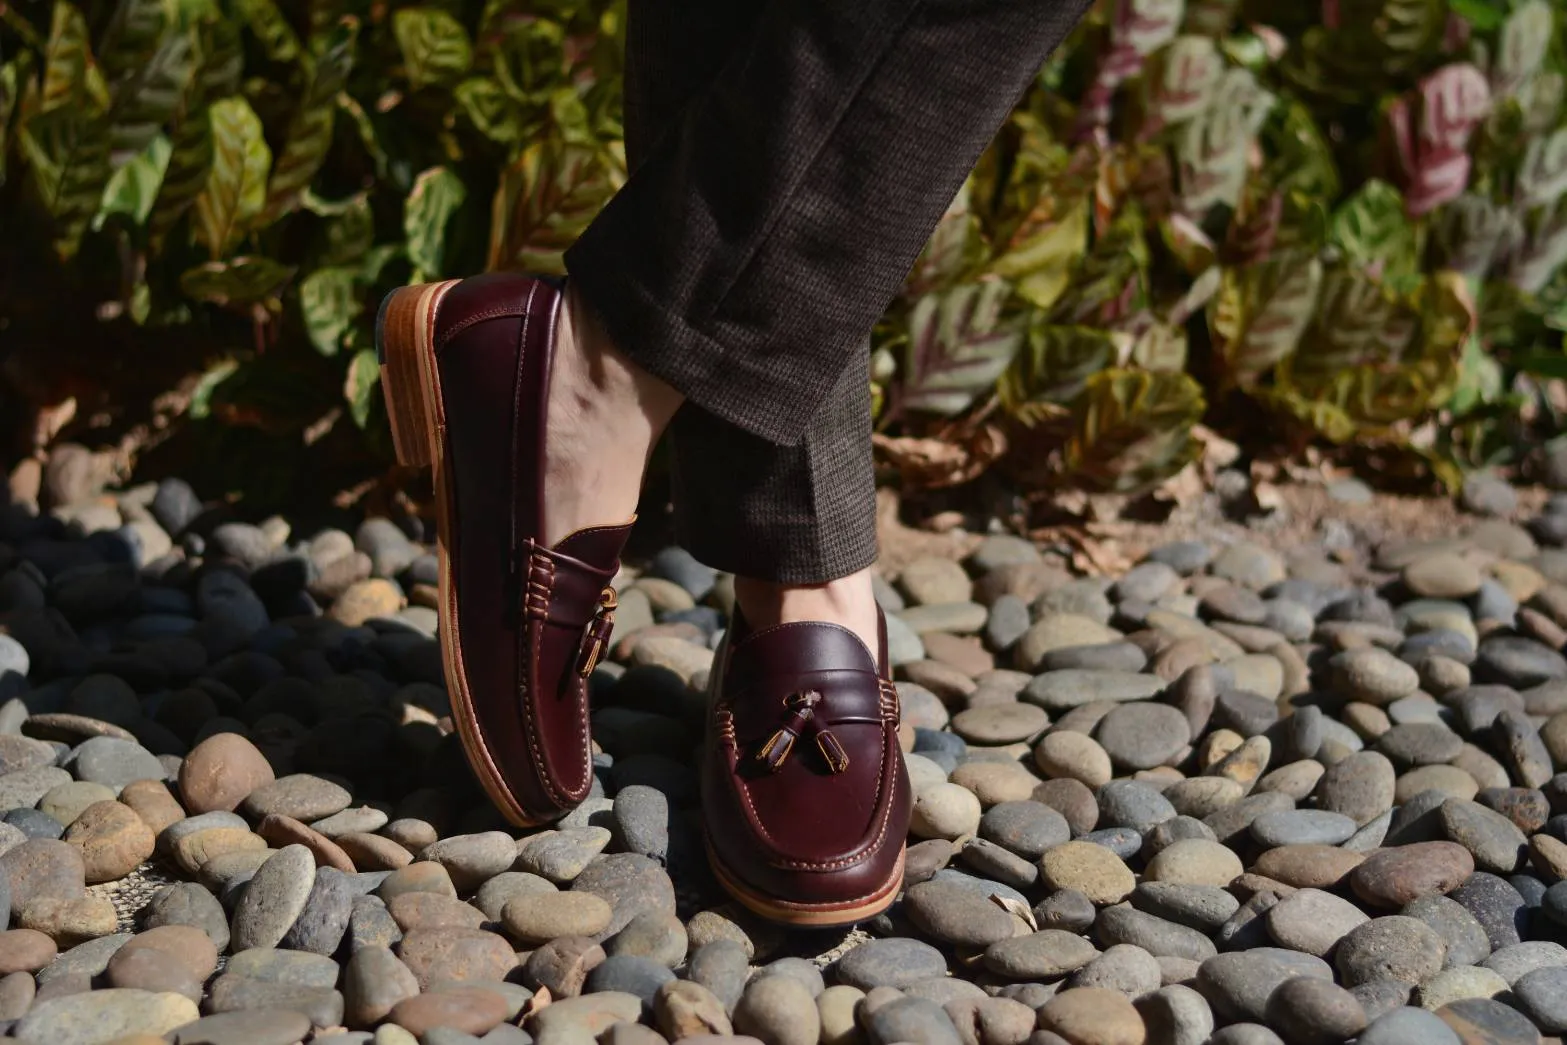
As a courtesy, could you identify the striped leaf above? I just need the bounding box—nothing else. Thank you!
[193,95,270,257]
[262,20,358,222]
[393,7,473,91]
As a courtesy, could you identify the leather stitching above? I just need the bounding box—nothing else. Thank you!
[435,304,533,350]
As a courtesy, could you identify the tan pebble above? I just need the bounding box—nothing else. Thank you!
[19,895,117,946]
[1036,987,1146,1045]
[1531,833,1567,881]
[1210,736,1271,791]
[117,780,186,835]
[1252,845,1364,889]
[1144,839,1243,888]
[1255,761,1325,801]
[1039,842,1135,906]
[1341,703,1392,740]
[63,801,155,883]
[1394,765,1478,804]
[177,733,275,814]
[171,827,267,876]
[1197,729,1243,770]
[338,833,413,871]
[1034,732,1112,789]
[256,813,356,872]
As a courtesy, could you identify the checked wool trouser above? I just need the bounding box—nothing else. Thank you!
[565,0,1093,583]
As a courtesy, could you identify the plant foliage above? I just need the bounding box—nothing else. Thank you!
[5,0,1567,498]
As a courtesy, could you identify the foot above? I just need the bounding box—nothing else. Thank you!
[732,567,882,659]
[702,587,909,926]
[543,284,684,546]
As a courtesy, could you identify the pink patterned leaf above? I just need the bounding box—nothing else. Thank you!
[1077,0,1185,136]
[1387,64,1490,217]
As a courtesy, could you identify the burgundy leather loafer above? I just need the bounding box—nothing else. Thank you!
[376,274,628,826]
[703,612,911,926]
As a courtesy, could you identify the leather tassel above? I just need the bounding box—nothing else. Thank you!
[756,728,798,771]
[815,728,850,773]
[576,587,619,678]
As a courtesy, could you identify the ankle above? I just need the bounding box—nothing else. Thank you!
[733,568,881,658]
[560,285,683,443]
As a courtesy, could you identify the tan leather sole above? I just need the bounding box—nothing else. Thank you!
[377,280,552,829]
[705,836,905,928]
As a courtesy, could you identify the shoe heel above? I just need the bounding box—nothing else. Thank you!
[376,282,452,468]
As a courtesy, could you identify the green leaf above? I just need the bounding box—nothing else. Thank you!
[40,1,108,115]
[344,347,380,428]
[394,7,473,91]
[193,95,271,258]
[95,133,171,228]
[1328,180,1417,279]
[1001,324,1124,409]
[22,8,113,261]
[298,266,359,355]
[180,255,296,306]
[262,20,358,222]
[1447,0,1506,32]
[189,358,239,419]
[1062,369,1205,494]
[989,201,1088,311]
[106,29,196,164]
[489,136,624,273]
[404,165,467,282]
[235,0,301,63]
[1207,251,1323,386]
[1448,334,1504,415]
[897,281,1026,417]
[455,77,521,143]
[21,106,113,258]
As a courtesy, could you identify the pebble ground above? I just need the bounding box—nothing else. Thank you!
[5,455,1567,1044]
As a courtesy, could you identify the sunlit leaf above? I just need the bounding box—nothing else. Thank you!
[1061,369,1205,493]
[989,201,1087,311]
[896,280,1025,417]
[488,136,624,273]
[1208,251,1323,386]
[40,1,108,115]
[1328,180,1417,282]
[298,266,359,355]
[193,96,270,258]
[23,6,113,260]
[1001,324,1125,408]
[95,133,171,228]
[394,7,473,91]
[405,165,467,281]
[455,76,521,143]
[344,347,380,428]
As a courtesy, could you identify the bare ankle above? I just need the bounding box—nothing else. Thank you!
[541,285,684,545]
[733,568,881,658]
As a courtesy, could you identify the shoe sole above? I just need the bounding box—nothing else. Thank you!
[376,280,554,829]
[706,835,905,928]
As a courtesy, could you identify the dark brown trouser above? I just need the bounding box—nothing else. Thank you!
[565,0,1092,583]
